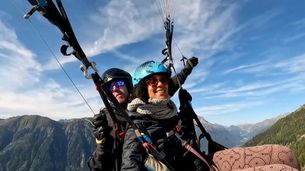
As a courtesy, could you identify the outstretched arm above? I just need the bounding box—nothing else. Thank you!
[168,57,198,96]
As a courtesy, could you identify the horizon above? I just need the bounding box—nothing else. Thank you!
[1,0,305,126]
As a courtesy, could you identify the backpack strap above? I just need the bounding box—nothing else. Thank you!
[178,88,227,154]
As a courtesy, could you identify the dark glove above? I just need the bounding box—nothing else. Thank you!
[186,56,198,69]
[179,88,192,103]
[92,112,110,141]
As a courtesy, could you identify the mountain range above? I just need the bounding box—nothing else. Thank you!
[197,113,285,150]
[0,105,302,171]
[0,115,94,171]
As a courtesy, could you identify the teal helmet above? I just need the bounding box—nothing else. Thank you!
[132,61,171,86]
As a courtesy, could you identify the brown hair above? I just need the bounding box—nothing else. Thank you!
[132,79,149,102]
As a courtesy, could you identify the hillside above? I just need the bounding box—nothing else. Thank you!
[0,115,95,171]
[244,105,305,170]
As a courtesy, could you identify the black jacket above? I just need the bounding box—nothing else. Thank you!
[88,108,127,171]
[121,115,178,171]
[120,111,208,171]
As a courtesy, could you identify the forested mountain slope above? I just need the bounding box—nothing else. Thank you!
[244,105,305,170]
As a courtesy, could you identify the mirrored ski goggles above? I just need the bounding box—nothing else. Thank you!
[146,76,168,87]
[108,80,125,92]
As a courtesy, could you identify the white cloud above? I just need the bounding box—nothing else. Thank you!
[283,32,305,43]
[194,100,262,117]
[43,55,76,71]
[0,18,100,120]
[173,0,238,57]
[0,20,42,91]
[274,53,305,73]
[290,18,305,29]
[42,0,163,70]
[190,74,305,100]
[223,53,305,76]
[111,49,143,65]
[223,62,267,74]
[83,0,161,57]
[42,0,242,75]
[0,80,100,120]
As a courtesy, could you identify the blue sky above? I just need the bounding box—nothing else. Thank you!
[1,0,305,126]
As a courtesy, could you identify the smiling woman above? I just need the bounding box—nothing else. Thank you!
[132,61,171,103]
[146,74,169,100]
[121,60,212,171]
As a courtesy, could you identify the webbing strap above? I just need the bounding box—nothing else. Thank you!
[180,137,211,168]
[168,120,214,171]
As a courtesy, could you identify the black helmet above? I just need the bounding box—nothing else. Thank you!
[102,68,133,92]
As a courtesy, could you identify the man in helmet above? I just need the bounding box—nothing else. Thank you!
[88,68,132,171]
[88,57,198,171]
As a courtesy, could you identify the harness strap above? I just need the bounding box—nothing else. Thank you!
[165,120,214,171]
[113,122,125,140]
[175,134,213,170]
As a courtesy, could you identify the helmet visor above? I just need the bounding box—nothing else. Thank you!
[108,80,125,92]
